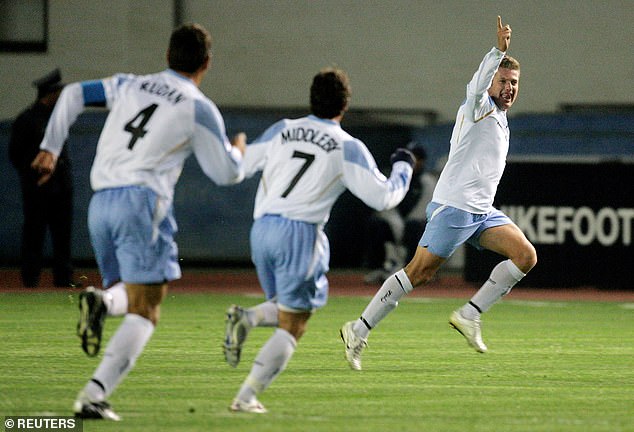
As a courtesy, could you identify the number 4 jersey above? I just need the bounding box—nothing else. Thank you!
[40,69,243,203]
[243,115,413,225]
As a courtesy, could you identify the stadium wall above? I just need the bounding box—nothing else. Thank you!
[1,1,634,123]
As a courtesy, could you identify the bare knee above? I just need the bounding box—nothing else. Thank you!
[126,283,168,326]
[404,264,437,287]
[513,244,537,274]
[403,246,445,287]
[278,310,311,341]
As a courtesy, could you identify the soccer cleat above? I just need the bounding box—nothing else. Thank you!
[223,304,252,367]
[340,321,368,371]
[229,398,268,414]
[77,286,107,357]
[449,310,488,353]
[73,393,121,421]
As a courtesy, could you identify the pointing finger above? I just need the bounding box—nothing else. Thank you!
[497,15,502,30]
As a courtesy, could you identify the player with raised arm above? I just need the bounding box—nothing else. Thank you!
[32,24,245,420]
[223,67,415,413]
[340,16,537,370]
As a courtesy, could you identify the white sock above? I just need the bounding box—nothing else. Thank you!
[464,259,525,317]
[236,328,296,402]
[83,314,154,401]
[353,269,413,339]
[103,282,128,317]
[246,301,278,327]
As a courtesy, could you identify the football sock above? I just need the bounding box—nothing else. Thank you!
[236,328,296,402]
[464,259,525,316]
[354,269,413,339]
[103,282,128,317]
[84,314,154,400]
[247,300,278,327]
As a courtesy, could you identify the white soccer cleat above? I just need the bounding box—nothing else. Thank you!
[223,305,252,367]
[449,310,488,353]
[229,398,268,414]
[340,321,368,371]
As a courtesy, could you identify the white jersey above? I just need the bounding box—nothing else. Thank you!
[433,47,508,214]
[243,115,413,224]
[40,69,243,206]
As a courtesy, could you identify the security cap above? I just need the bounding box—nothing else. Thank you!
[33,68,64,99]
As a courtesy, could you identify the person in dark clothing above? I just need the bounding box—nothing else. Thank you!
[8,69,76,287]
[364,142,437,284]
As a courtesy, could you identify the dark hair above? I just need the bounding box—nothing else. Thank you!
[167,23,211,73]
[310,67,351,119]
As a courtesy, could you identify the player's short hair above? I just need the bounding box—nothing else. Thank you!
[500,55,520,71]
[168,23,211,73]
[310,67,351,119]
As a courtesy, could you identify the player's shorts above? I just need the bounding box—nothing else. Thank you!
[88,186,181,287]
[250,214,329,312]
[419,202,512,258]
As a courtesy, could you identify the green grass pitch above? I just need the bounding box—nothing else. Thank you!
[1,291,633,431]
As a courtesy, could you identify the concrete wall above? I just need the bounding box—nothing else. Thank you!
[1,0,633,123]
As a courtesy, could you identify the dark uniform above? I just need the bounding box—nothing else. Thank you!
[8,69,75,287]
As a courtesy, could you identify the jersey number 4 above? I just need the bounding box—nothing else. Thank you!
[124,103,158,149]
[281,151,315,198]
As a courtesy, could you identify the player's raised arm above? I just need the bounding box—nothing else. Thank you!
[497,15,512,52]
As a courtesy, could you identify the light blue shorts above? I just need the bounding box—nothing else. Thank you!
[419,202,512,258]
[88,186,181,287]
[250,214,329,312]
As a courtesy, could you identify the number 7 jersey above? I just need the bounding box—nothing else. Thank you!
[40,69,243,204]
[243,115,413,224]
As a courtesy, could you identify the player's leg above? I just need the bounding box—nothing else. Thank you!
[75,187,180,420]
[463,222,536,314]
[76,194,126,357]
[76,283,166,420]
[341,246,444,370]
[231,309,310,414]
[230,216,326,413]
[451,217,537,352]
[342,203,463,370]
[224,219,282,367]
[223,299,279,367]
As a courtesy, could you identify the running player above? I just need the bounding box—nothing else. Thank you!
[223,67,416,413]
[340,16,537,370]
[31,24,245,420]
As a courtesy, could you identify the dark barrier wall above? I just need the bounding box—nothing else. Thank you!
[2,110,633,276]
[464,159,634,288]
[0,110,414,268]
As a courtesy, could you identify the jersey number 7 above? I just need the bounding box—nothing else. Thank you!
[281,150,315,198]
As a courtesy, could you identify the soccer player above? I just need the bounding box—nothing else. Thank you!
[31,24,245,420]
[340,16,537,370]
[223,67,416,413]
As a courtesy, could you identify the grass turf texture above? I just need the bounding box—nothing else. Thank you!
[1,292,632,432]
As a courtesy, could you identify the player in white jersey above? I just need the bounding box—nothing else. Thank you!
[340,16,538,370]
[223,67,416,413]
[32,24,245,420]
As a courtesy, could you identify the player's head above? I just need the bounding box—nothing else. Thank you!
[167,23,212,74]
[488,55,520,111]
[310,67,351,119]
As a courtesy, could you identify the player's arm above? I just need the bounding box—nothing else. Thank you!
[32,77,114,185]
[242,120,287,178]
[341,140,414,211]
[464,16,512,121]
[191,99,244,185]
